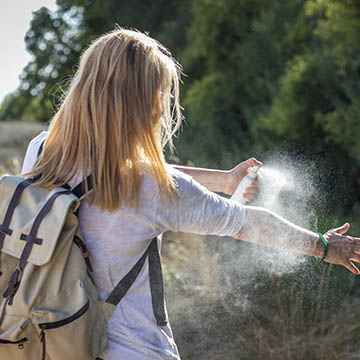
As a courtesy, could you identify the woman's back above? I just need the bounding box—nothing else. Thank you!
[22,131,245,359]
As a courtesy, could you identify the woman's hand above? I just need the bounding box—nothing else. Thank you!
[172,157,262,196]
[224,158,263,201]
[235,207,360,275]
[323,223,360,274]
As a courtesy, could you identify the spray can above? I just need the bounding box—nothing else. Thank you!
[231,166,260,204]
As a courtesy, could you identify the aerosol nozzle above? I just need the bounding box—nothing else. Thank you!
[247,166,260,179]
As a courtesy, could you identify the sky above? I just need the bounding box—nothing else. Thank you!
[0,0,57,106]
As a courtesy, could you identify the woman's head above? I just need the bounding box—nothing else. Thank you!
[74,28,182,149]
[28,28,183,211]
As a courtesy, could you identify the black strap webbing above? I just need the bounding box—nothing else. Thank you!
[37,140,44,157]
[106,239,153,305]
[148,238,167,326]
[106,237,167,326]
[71,175,93,199]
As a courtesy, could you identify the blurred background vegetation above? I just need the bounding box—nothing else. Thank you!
[2,0,360,358]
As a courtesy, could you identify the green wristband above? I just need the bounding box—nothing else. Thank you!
[314,233,328,262]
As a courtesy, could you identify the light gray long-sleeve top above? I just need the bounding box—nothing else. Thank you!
[22,131,246,360]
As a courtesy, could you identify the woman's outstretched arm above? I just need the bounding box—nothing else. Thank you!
[173,158,262,199]
[234,206,360,274]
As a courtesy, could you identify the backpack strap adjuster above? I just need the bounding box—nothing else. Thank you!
[20,234,43,245]
[0,225,13,236]
[73,235,93,273]
[14,266,23,282]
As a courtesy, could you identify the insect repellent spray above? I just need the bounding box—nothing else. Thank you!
[231,166,260,204]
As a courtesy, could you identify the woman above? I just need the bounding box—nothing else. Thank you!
[22,28,360,360]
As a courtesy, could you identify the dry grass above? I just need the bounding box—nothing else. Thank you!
[163,235,360,360]
[231,279,360,360]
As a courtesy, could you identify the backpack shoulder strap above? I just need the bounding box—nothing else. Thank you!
[106,241,151,305]
[37,140,44,157]
[71,175,93,199]
[148,237,167,326]
[106,237,167,326]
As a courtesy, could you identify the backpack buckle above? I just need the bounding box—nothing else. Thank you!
[14,265,23,283]
[3,266,23,305]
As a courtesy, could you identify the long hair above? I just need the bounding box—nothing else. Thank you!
[27,28,183,211]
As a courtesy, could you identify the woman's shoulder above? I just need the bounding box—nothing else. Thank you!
[164,164,217,201]
[26,131,49,158]
[22,131,49,174]
[166,164,204,189]
[29,131,49,147]
[139,164,199,203]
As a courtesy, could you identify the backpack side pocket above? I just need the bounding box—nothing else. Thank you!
[32,279,107,360]
[0,314,39,360]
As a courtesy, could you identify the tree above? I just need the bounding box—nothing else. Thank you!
[306,0,360,165]
[0,0,192,122]
[0,5,86,122]
[181,0,311,164]
[261,0,360,156]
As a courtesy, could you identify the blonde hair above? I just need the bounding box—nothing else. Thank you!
[27,28,183,211]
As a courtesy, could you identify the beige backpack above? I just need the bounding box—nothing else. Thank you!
[0,172,167,360]
[0,173,108,360]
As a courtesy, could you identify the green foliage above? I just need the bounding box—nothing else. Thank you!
[11,5,85,122]
[0,0,191,122]
[252,0,360,181]
[182,0,310,161]
[58,0,192,56]
[258,52,340,144]
[0,92,29,121]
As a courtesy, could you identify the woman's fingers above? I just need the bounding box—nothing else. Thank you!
[243,185,258,201]
[240,158,263,171]
[245,184,258,194]
[333,223,350,235]
[350,253,360,263]
[351,237,360,245]
[344,261,360,275]
[241,183,260,202]
[242,193,253,202]
[341,250,360,274]
[351,242,360,253]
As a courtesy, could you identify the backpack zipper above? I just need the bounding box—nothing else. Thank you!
[38,300,89,360]
[39,300,90,330]
[38,299,89,330]
[0,337,28,349]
